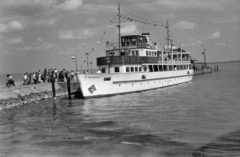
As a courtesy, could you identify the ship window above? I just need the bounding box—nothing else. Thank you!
[143,65,147,71]
[131,67,134,72]
[174,65,177,70]
[115,67,120,72]
[155,52,157,56]
[101,68,106,73]
[136,50,139,56]
[126,67,129,72]
[169,65,173,71]
[148,65,153,72]
[135,67,138,72]
[139,67,142,72]
[149,51,151,56]
[153,65,158,72]
[104,77,111,81]
[163,65,167,71]
[158,65,162,71]
[132,51,135,56]
[146,51,148,56]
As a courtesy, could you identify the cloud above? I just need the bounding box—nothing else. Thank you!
[157,0,227,11]
[161,13,176,19]
[58,29,95,39]
[214,42,226,46]
[188,39,202,46]
[207,31,221,39]
[121,23,139,35]
[8,37,23,44]
[0,20,23,32]
[57,0,83,11]
[176,21,197,29]
[85,17,97,25]
[16,42,56,51]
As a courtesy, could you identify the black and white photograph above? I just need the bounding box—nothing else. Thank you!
[0,0,240,156]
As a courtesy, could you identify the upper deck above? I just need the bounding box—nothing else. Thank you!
[98,33,192,66]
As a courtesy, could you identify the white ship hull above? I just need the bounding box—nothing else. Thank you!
[76,69,194,98]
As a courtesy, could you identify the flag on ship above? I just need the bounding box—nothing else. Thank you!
[71,55,75,59]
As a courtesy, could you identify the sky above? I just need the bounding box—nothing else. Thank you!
[0,0,239,74]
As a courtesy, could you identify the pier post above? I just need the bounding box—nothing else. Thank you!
[67,75,71,99]
[51,78,56,99]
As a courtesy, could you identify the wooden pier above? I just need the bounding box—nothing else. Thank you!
[193,62,219,75]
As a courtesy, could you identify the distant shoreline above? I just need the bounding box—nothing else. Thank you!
[208,60,240,64]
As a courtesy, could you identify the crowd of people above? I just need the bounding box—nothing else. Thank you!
[22,68,78,85]
[5,68,91,87]
[5,69,78,87]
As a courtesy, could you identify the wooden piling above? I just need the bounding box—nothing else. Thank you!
[50,71,56,99]
[51,78,56,99]
[67,76,71,99]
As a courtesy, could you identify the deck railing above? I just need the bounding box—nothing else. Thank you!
[106,43,156,51]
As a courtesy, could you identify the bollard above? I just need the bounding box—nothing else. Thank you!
[51,78,56,99]
[67,76,71,99]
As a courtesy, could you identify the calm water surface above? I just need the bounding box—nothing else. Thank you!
[0,62,240,157]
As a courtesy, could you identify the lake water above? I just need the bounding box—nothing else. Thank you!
[0,62,240,157]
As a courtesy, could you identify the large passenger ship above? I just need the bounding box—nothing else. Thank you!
[65,5,194,98]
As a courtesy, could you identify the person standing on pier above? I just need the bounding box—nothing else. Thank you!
[23,73,27,85]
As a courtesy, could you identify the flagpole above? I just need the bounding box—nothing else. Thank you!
[74,54,78,71]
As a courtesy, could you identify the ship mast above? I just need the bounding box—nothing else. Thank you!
[166,20,170,47]
[117,4,121,53]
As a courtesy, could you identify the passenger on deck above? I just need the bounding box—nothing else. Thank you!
[96,69,101,74]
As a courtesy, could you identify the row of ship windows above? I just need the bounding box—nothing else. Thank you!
[101,64,191,73]
[146,51,157,56]
[125,64,190,72]
[129,50,157,56]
